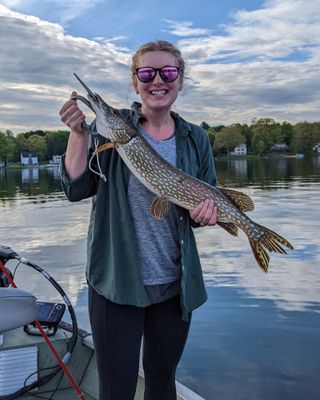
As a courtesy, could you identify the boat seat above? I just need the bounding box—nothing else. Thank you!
[0,288,37,333]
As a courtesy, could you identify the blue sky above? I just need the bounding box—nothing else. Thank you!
[0,0,319,133]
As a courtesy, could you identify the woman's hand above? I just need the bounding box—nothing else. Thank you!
[189,199,217,226]
[59,91,86,134]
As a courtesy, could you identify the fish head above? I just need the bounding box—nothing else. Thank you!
[73,73,133,140]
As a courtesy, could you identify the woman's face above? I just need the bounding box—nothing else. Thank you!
[134,51,183,113]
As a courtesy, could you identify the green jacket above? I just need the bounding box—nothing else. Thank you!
[60,103,216,319]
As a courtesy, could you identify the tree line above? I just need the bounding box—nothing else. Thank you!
[201,118,320,156]
[0,129,69,166]
[0,118,320,166]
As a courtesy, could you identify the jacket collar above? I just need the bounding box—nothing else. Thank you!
[130,102,191,137]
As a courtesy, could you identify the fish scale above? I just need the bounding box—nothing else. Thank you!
[72,73,293,272]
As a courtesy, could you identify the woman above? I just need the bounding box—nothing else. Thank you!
[59,40,217,400]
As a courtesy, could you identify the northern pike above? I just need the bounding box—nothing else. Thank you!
[71,73,293,272]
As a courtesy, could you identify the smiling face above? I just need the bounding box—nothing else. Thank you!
[133,51,183,114]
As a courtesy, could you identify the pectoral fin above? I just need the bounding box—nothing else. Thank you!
[150,196,171,219]
[94,140,118,154]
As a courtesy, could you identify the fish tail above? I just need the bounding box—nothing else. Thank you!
[248,225,293,273]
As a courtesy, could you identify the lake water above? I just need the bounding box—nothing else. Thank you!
[1,156,320,400]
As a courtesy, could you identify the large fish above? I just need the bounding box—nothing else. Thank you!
[71,73,293,272]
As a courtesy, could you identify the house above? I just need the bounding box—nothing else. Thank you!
[230,143,247,156]
[20,152,38,166]
[312,143,320,153]
[270,143,289,152]
[49,155,62,164]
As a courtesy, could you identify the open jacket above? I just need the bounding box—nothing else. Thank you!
[60,103,216,319]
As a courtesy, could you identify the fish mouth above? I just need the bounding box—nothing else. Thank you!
[73,73,98,100]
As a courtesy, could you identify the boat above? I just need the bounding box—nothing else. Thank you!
[0,247,205,400]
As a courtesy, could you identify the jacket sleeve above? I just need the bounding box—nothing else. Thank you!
[60,126,103,202]
[60,152,99,202]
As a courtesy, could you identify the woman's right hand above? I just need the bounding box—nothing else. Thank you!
[59,91,87,134]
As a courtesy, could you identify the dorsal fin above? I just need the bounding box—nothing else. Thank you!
[219,187,254,212]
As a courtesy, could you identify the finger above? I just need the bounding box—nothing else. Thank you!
[61,103,83,122]
[189,201,204,221]
[206,205,218,226]
[59,92,78,115]
[197,199,211,222]
[197,199,213,225]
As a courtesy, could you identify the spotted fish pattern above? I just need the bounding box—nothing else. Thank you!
[73,74,293,272]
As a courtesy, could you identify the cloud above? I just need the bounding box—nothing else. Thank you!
[163,19,213,37]
[1,0,103,24]
[0,4,133,132]
[0,0,319,133]
[172,0,320,125]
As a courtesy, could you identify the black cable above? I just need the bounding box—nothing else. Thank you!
[0,252,79,400]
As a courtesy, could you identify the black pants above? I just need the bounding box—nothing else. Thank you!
[88,285,191,400]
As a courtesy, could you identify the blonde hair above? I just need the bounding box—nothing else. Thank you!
[131,40,185,87]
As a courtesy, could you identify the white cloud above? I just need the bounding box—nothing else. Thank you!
[172,0,320,125]
[1,0,103,24]
[163,19,213,37]
[0,4,132,132]
[0,0,319,132]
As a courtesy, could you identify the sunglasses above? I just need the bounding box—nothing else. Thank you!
[135,66,180,83]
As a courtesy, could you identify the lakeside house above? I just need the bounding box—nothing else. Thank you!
[230,143,247,156]
[49,155,62,164]
[20,152,38,166]
[270,143,289,152]
[312,143,320,153]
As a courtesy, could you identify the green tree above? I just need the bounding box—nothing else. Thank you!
[26,134,47,161]
[281,121,294,148]
[0,130,17,164]
[200,121,210,131]
[251,118,283,154]
[291,122,320,154]
[14,133,28,162]
[0,132,9,165]
[206,127,217,147]
[252,136,266,156]
[214,124,244,156]
[45,130,69,159]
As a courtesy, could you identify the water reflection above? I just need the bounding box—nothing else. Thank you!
[21,168,39,183]
[1,156,319,399]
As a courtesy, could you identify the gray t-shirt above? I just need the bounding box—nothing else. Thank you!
[127,128,181,292]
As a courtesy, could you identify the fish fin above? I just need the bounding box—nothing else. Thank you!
[150,196,171,219]
[217,222,238,237]
[219,187,254,212]
[249,238,270,273]
[94,141,118,154]
[261,227,294,252]
[249,225,293,272]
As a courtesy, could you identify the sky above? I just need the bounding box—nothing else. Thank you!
[0,0,319,133]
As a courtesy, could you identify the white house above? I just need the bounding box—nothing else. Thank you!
[20,152,38,165]
[270,143,289,152]
[312,143,320,153]
[230,143,247,156]
[50,155,62,164]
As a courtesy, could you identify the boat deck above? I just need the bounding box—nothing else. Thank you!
[1,325,204,400]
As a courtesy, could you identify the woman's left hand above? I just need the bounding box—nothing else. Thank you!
[189,199,217,226]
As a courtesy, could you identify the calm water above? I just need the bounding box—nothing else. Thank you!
[1,156,320,400]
